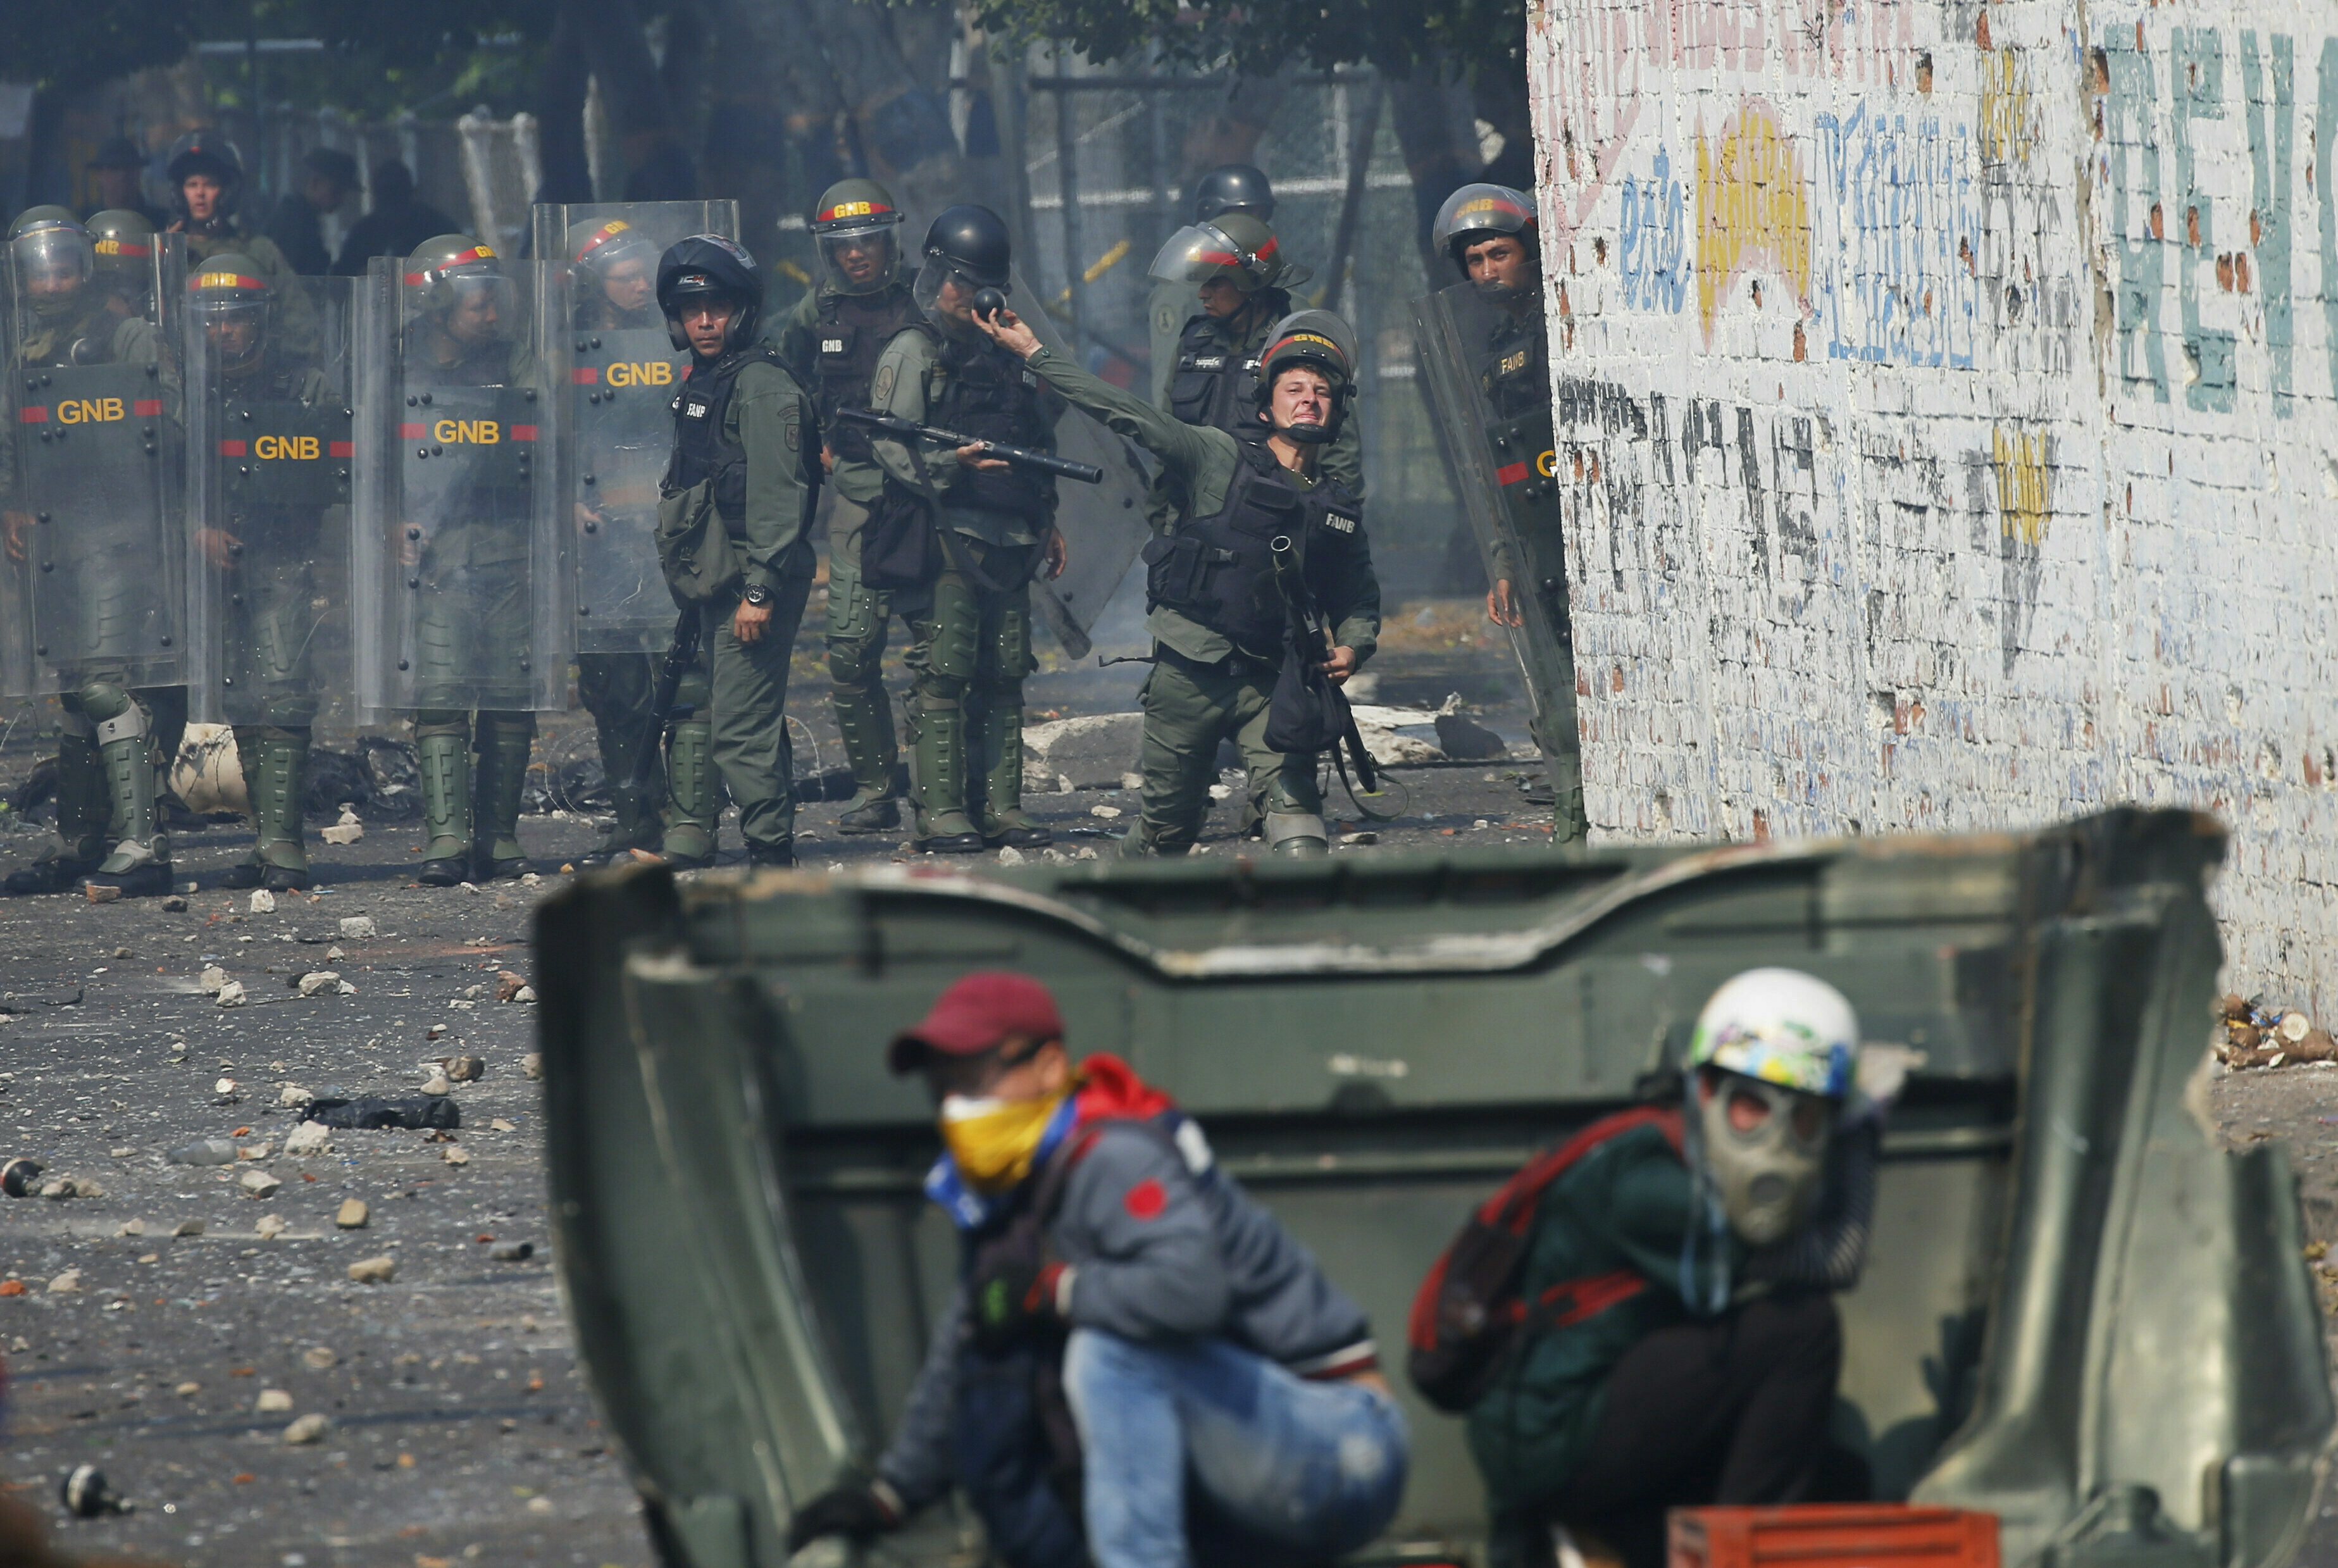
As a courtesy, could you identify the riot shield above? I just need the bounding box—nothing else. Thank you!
[532,202,738,654]
[1412,282,1577,763]
[185,274,356,728]
[0,233,186,697]
[1008,268,1152,660]
[351,258,569,718]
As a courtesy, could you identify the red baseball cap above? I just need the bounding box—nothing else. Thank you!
[888,971,1066,1074]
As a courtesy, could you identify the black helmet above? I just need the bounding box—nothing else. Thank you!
[1191,164,1274,224]
[89,135,146,173]
[165,130,245,222]
[921,206,1012,289]
[656,233,762,354]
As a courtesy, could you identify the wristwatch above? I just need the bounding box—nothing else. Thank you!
[743,584,771,606]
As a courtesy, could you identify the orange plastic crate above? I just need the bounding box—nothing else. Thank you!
[1667,1504,2001,1568]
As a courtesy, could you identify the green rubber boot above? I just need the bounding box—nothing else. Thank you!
[225,727,313,890]
[473,714,535,880]
[220,726,269,888]
[82,688,169,899]
[657,718,720,868]
[8,722,107,894]
[831,681,901,835]
[907,698,983,854]
[976,699,1048,849]
[415,725,473,885]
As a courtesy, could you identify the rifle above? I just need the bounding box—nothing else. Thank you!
[831,406,1104,485]
[629,608,704,793]
[1268,534,1395,815]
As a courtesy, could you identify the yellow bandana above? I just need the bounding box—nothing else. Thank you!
[940,1088,1072,1194]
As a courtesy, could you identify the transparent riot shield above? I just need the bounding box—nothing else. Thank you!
[185,274,356,729]
[351,258,569,718]
[532,202,737,653]
[1007,268,1152,661]
[1412,282,1577,762]
[0,233,186,697]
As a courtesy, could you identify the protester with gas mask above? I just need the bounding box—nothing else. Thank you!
[785,970,1410,1568]
[1422,968,1888,1568]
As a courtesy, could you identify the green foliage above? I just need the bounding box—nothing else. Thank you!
[232,0,554,120]
[0,0,201,93]
[965,0,1528,78]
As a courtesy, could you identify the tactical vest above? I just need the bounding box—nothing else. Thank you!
[917,325,1051,518]
[1142,440,1362,661]
[812,287,919,464]
[664,344,819,543]
[1481,309,1550,421]
[1165,289,1287,437]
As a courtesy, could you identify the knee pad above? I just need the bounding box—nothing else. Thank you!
[1263,768,1323,818]
[79,682,147,745]
[826,636,883,692]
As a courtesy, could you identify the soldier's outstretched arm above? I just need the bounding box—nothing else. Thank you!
[970,308,1217,505]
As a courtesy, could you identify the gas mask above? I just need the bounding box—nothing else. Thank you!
[1694,1069,1833,1247]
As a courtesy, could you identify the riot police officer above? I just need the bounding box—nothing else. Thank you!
[564,216,674,868]
[775,178,919,836]
[0,208,182,897]
[87,209,158,319]
[398,235,544,883]
[189,258,341,890]
[653,234,820,868]
[1146,162,1276,406]
[868,206,1066,854]
[164,132,292,280]
[1426,183,1586,842]
[972,304,1379,859]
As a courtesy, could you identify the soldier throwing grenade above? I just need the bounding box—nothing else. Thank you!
[968,302,1379,860]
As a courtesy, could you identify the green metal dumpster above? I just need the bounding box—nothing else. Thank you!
[534,807,2330,1568]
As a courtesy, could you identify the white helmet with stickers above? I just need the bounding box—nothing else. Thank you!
[1685,968,1858,1248]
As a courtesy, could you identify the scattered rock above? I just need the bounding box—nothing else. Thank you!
[442,1145,471,1167]
[172,1219,204,1238]
[161,895,189,912]
[490,1118,516,1133]
[521,1053,544,1081]
[254,1215,288,1240]
[447,1055,486,1082]
[319,819,363,847]
[47,1269,81,1293]
[1021,712,1147,790]
[495,971,528,1003]
[237,1141,272,1161]
[997,846,1026,866]
[345,1255,395,1285]
[118,1219,144,1238]
[198,965,227,995]
[39,1176,97,1200]
[278,1084,312,1109]
[335,1198,369,1229]
[174,1381,199,1397]
[255,1388,293,1414]
[238,1169,282,1199]
[337,915,376,940]
[425,1023,448,1041]
[1075,847,1098,861]
[420,1071,452,1097]
[283,1121,331,1157]
[248,890,277,914]
[301,1346,337,1370]
[325,945,345,962]
[282,1413,329,1445]
[512,986,536,1004]
[1090,804,1123,819]
[215,981,248,1009]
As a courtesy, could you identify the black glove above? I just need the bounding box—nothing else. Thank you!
[785,1481,900,1553]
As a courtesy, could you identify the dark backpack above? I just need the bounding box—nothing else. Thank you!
[1406,1106,1682,1414]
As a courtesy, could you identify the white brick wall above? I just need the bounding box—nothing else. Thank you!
[1527,0,2338,1012]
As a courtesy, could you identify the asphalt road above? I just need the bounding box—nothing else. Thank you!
[0,756,1560,1568]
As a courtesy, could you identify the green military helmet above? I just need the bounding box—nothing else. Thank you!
[1253,308,1359,444]
[811,177,905,296]
[1148,211,1309,294]
[9,207,94,319]
[404,233,512,335]
[87,209,157,306]
[189,253,273,371]
[566,217,658,316]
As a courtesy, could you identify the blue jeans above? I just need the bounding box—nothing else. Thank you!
[1062,1327,1410,1568]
